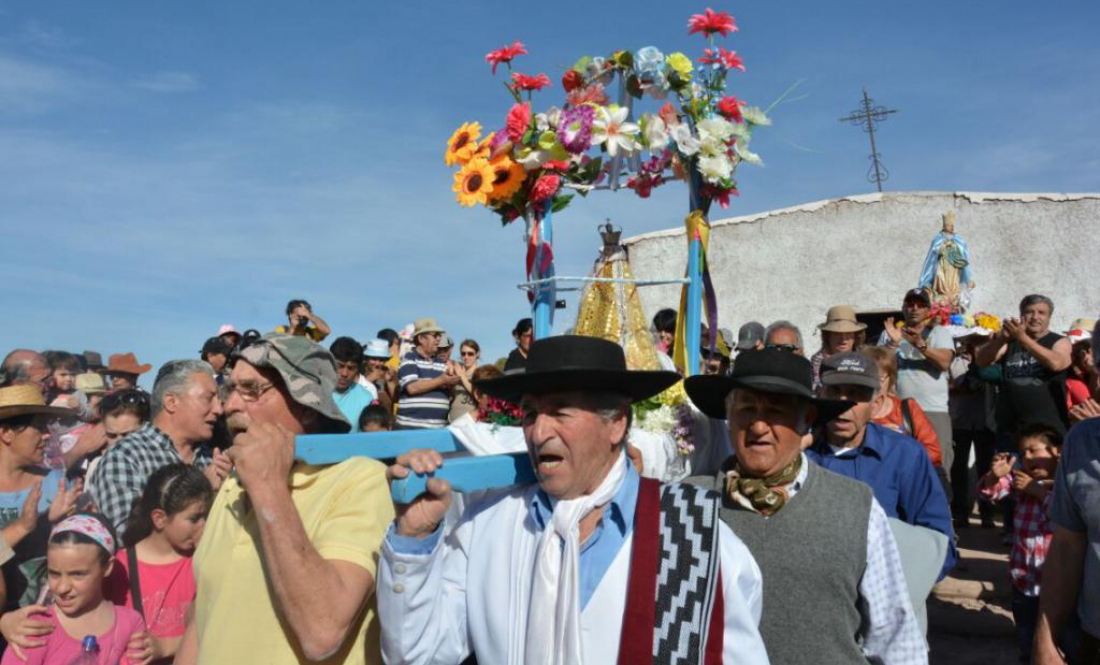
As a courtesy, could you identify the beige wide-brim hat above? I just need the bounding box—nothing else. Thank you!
[74,373,108,395]
[412,318,445,338]
[0,385,74,421]
[818,305,867,334]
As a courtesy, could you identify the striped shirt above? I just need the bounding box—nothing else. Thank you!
[396,351,450,429]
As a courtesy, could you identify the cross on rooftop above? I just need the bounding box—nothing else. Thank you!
[839,87,899,193]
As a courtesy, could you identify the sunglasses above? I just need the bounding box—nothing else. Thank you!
[460,351,478,357]
[235,329,263,353]
[764,343,801,353]
[99,389,150,418]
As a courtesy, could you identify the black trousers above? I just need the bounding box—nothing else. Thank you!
[951,427,996,519]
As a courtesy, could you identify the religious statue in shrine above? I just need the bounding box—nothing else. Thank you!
[573,220,664,371]
[918,210,975,311]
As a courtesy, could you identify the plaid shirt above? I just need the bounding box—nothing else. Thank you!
[88,422,211,535]
[979,474,1053,596]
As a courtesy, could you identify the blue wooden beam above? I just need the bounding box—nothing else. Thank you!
[685,236,702,377]
[390,452,536,503]
[295,429,462,465]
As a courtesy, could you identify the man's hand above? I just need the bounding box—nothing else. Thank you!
[47,478,81,523]
[991,453,1016,480]
[389,449,452,538]
[125,629,154,665]
[0,605,53,659]
[883,318,902,345]
[204,447,233,490]
[901,327,925,349]
[72,423,108,458]
[441,372,462,387]
[226,422,295,499]
[1003,318,1027,342]
[1070,398,1100,424]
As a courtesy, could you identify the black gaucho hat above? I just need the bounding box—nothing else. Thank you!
[475,335,680,405]
[685,348,853,423]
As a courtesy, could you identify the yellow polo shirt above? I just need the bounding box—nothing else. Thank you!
[192,458,394,664]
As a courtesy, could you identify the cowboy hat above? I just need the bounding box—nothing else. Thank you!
[685,348,852,423]
[818,305,866,334]
[476,335,680,405]
[0,385,74,421]
[105,352,152,376]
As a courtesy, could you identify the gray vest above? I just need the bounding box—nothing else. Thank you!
[687,461,873,665]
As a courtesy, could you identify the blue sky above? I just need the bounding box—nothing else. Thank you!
[2,0,1097,381]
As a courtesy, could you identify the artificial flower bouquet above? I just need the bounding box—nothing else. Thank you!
[446,7,770,225]
[633,380,695,456]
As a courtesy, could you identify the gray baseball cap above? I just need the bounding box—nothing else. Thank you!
[736,322,765,351]
[236,333,351,433]
[820,352,880,390]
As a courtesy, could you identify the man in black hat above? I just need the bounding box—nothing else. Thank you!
[377,335,769,664]
[684,348,926,665]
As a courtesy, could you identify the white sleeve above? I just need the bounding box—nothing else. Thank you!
[930,326,955,350]
[717,521,771,664]
[858,500,929,665]
[377,517,473,664]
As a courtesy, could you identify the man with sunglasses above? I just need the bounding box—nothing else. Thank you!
[807,352,957,580]
[764,320,805,356]
[88,359,231,534]
[177,333,393,665]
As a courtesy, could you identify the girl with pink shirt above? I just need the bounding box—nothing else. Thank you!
[1,513,151,664]
[105,464,212,663]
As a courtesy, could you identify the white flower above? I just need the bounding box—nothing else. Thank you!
[698,136,726,158]
[698,154,733,183]
[734,143,764,166]
[670,124,700,156]
[697,116,734,142]
[641,114,669,151]
[591,106,639,157]
[515,146,552,171]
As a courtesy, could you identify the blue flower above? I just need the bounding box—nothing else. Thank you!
[635,46,665,81]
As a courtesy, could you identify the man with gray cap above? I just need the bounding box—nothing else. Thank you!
[177,333,394,665]
[807,352,957,579]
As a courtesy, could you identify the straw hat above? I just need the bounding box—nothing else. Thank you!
[74,373,108,395]
[0,385,74,421]
[105,352,152,376]
[412,318,445,338]
[818,305,867,334]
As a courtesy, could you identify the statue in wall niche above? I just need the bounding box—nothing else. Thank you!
[918,210,975,311]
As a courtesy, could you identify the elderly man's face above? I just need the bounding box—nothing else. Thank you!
[26,359,51,395]
[224,361,309,440]
[821,384,879,447]
[165,372,223,443]
[416,333,441,357]
[727,389,813,478]
[521,391,628,500]
[765,328,803,356]
[1021,302,1052,338]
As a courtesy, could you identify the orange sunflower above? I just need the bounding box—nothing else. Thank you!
[453,158,495,207]
[445,122,482,167]
[487,154,526,202]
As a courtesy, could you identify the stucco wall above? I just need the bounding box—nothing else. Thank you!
[624,191,1100,350]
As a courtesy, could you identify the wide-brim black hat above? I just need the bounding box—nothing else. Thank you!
[685,348,853,424]
[475,335,680,404]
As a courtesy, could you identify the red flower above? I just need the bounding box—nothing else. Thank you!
[717,96,744,123]
[703,183,739,209]
[511,72,551,92]
[530,174,561,203]
[688,8,738,37]
[566,83,609,108]
[542,160,570,172]
[699,47,745,72]
[506,103,531,143]
[658,101,680,127]
[562,70,584,93]
[485,41,528,75]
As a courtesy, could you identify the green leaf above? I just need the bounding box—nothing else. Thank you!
[551,194,575,213]
[613,50,634,69]
[573,56,592,74]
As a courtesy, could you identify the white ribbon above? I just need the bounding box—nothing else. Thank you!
[524,456,629,665]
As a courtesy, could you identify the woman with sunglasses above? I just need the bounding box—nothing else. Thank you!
[81,390,151,486]
[448,340,481,423]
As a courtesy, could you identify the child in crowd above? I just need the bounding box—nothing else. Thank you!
[978,422,1062,662]
[358,404,394,432]
[44,353,91,470]
[106,464,212,662]
[0,513,150,664]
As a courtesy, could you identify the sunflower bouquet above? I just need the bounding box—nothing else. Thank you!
[445,7,769,225]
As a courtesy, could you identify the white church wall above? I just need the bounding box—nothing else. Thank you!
[623,191,1100,350]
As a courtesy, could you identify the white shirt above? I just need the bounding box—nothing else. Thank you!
[376,484,770,665]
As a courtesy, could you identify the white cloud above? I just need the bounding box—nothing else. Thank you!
[0,53,80,112]
[132,71,200,94]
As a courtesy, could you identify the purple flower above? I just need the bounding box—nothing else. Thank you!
[557,105,595,154]
[489,128,512,156]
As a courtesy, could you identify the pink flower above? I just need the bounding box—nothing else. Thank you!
[506,103,531,143]
[566,83,609,108]
[717,96,744,123]
[511,72,551,92]
[703,183,739,208]
[688,8,738,37]
[699,47,745,72]
[486,41,528,75]
[658,101,680,127]
[530,174,561,203]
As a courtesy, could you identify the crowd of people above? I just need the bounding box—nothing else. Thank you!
[0,290,1096,664]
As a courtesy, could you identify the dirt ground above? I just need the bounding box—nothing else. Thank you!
[928,516,1020,664]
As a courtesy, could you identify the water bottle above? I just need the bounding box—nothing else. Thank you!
[68,635,99,665]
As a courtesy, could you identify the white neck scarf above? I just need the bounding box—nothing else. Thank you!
[524,455,629,665]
